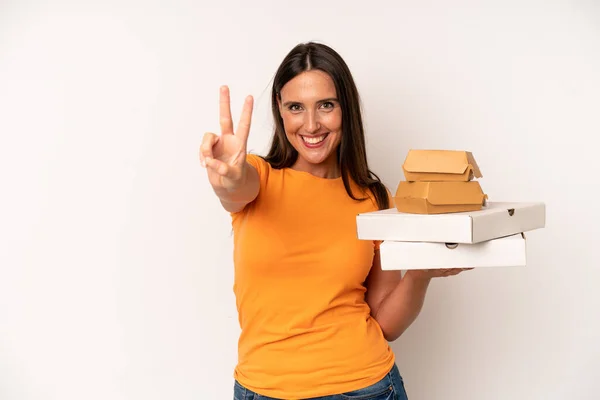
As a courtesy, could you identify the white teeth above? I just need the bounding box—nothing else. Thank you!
[303,135,326,144]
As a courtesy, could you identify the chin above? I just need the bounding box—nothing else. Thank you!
[300,150,337,166]
[304,157,328,166]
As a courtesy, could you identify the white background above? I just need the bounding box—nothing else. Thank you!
[1,1,599,399]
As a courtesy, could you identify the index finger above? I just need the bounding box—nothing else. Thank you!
[236,95,254,142]
[219,86,234,135]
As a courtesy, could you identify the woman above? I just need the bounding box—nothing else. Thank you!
[200,42,467,400]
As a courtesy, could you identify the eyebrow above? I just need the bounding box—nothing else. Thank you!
[282,97,339,107]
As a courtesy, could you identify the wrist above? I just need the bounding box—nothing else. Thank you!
[215,161,253,202]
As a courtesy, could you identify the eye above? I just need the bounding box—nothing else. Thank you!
[287,104,302,112]
[320,101,335,110]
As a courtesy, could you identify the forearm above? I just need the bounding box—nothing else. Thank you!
[372,273,432,342]
[213,162,260,211]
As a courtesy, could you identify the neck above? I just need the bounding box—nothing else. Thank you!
[291,157,340,179]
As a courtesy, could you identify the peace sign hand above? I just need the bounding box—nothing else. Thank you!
[200,86,254,191]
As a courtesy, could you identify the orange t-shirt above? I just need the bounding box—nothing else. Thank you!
[231,154,395,399]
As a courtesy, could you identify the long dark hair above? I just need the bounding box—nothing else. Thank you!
[264,42,390,211]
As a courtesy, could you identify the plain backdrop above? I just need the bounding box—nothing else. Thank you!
[1,1,599,399]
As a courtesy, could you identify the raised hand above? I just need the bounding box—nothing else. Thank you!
[200,86,254,191]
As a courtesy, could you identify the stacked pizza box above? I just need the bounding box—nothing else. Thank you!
[357,150,546,270]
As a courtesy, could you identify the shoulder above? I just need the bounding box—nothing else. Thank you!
[363,181,394,211]
[246,153,268,172]
[364,184,394,251]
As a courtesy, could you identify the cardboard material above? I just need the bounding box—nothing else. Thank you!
[394,181,487,214]
[379,233,527,270]
[402,149,483,182]
[357,201,545,244]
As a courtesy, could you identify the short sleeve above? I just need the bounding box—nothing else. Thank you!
[246,153,269,184]
[371,187,392,251]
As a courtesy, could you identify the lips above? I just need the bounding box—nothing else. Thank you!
[301,133,329,147]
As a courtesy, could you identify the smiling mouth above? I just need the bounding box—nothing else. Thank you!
[301,133,328,145]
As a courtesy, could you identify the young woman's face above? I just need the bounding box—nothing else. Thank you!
[278,70,342,171]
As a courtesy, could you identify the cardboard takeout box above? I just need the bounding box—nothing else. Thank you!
[402,149,483,182]
[394,181,487,214]
[357,202,546,244]
[379,233,527,270]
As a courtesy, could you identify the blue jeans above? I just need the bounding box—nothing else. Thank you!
[233,363,408,399]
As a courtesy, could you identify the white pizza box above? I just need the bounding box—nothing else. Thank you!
[379,233,527,270]
[357,201,545,244]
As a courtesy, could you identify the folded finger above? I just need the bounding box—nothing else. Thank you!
[437,269,454,277]
[447,268,465,276]
[200,132,219,167]
[206,157,241,180]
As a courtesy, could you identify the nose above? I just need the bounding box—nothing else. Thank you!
[304,110,321,134]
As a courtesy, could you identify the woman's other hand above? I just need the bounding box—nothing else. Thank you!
[404,268,474,282]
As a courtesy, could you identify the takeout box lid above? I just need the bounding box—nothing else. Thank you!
[356,201,546,244]
[402,149,483,181]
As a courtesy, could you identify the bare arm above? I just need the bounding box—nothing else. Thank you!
[199,86,259,213]
[366,249,469,342]
[213,160,259,213]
